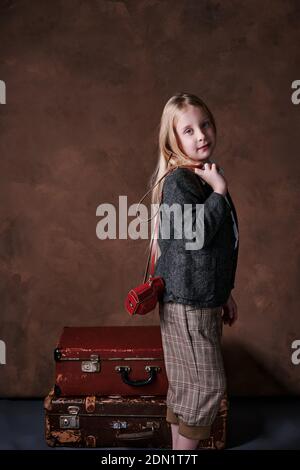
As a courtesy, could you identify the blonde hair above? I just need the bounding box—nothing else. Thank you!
[148,92,216,258]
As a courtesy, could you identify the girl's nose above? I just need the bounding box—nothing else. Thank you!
[196,128,206,141]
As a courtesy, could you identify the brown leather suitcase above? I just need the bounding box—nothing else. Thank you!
[44,389,228,449]
[45,389,170,448]
[54,326,168,397]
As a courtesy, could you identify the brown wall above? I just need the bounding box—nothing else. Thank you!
[0,0,299,397]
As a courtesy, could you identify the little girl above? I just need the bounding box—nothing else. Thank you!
[151,92,239,450]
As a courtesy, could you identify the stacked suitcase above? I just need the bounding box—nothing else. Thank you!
[44,326,228,449]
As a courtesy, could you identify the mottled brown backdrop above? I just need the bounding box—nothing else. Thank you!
[0,0,299,396]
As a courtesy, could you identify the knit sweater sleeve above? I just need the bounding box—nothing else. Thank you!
[161,169,231,249]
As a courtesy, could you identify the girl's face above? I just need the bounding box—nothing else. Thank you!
[174,104,216,163]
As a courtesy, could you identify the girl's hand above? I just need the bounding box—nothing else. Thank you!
[194,162,228,194]
[221,293,238,326]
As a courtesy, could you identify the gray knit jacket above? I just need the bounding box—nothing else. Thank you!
[154,168,239,307]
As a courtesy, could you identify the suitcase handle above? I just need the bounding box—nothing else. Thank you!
[115,366,160,386]
[116,430,155,440]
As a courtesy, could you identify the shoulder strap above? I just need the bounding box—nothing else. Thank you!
[141,163,203,283]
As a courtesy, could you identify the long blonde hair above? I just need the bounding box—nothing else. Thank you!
[148,92,217,258]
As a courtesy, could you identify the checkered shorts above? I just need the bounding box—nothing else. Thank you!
[159,301,226,439]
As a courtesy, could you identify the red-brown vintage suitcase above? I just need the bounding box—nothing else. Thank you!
[44,389,228,449]
[54,326,168,397]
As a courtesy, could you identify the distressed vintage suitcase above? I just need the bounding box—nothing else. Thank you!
[45,389,170,448]
[54,326,168,397]
[44,389,228,449]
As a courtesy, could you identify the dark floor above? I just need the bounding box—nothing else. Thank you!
[0,397,299,450]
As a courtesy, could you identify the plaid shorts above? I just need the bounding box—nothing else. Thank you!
[159,301,226,440]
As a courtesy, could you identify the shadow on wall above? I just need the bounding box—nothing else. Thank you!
[223,341,291,396]
[223,341,300,448]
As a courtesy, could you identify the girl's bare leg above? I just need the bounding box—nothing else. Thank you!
[173,434,199,450]
[170,423,179,448]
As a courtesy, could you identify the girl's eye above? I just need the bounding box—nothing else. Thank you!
[185,120,210,134]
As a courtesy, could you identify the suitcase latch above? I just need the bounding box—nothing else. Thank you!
[60,415,79,429]
[59,406,80,429]
[81,354,100,373]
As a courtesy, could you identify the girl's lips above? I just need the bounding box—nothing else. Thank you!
[197,143,210,151]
